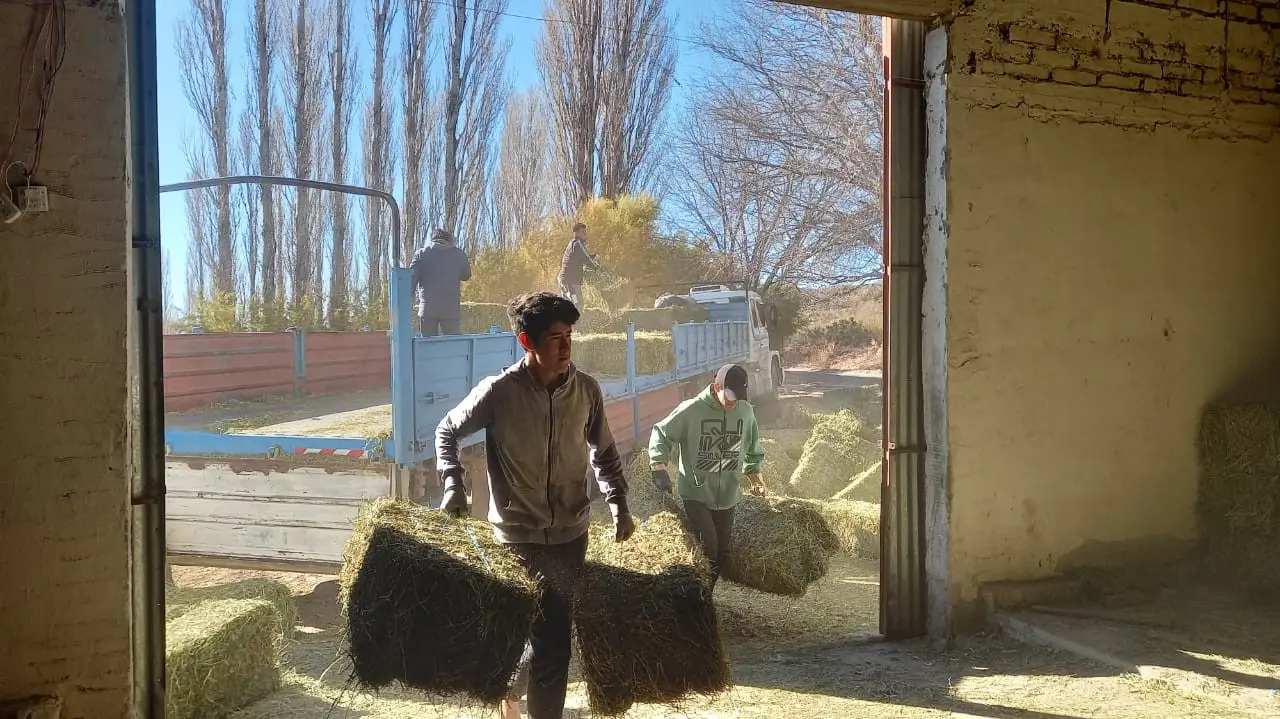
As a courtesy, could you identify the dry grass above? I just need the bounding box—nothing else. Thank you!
[578,514,730,715]
[338,498,541,704]
[723,496,839,597]
[815,499,881,560]
[1199,403,1280,590]
[167,596,293,719]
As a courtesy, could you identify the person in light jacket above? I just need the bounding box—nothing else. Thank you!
[410,228,471,336]
[435,291,636,719]
[648,363,766,589]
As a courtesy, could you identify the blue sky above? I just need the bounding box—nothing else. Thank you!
[156,0,728,310]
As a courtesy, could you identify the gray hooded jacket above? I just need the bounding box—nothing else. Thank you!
[435,358,628,545]
[410,234,472,319]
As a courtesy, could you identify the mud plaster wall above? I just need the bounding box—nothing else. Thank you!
[936,0,1280,628]
[0,1,133,715]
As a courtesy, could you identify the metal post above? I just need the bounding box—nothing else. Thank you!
[127,1,167,715]
[292,328,307,395]
[389,269,415,468]
[626,323,637,441]
[881,18,929,640]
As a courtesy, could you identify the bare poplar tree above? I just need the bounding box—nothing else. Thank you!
[597,0,675,199]
[672,3,883,290]
[248,0,280,307]
[489,91,551,250]
[183,146,216,307]
[327,0,358,328]
[438,0,510,245]
[234,112,260,302]
[176,0,235,296]
[283,0,330,321]
[537,0,602,210]
[400,0,437,263]
[362,0,398,311]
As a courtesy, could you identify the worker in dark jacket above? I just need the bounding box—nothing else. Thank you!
[436,291,635,719]
[410,228,471,336]
[556,222,599,307]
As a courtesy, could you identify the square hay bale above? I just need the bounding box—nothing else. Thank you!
[1199,404,1280,584]
[573,332,674,378]
[832,462,883,504]
[339,498,541,704]
[723,496,839,596]
[816,499,881,560]
[166,597,290,719]
[759,437,799,494]
[461,302,511,333]
[789,440,861,499]
[579,514,730,716]
[166,579,296,627]
[622,450,685,520]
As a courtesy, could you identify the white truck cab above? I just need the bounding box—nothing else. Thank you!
[676,283,785,401]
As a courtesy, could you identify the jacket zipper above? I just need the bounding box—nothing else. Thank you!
[546,388,555,542]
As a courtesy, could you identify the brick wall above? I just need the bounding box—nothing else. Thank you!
[949,0,1279,138]
[0,2,133,716]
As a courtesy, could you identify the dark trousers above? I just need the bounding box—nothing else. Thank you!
[505,532,588,718]
[683,499,736,589]
[419,316,461,336]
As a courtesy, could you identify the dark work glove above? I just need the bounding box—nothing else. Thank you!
[651,468,673,494]
[611,501,636,542]
[439,478,469,518]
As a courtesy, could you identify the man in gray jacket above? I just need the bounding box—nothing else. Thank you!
[435,291,635,719]
[410,228,471,336]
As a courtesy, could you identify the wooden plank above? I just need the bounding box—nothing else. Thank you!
[166,463,392,499]
[167,520,355,565]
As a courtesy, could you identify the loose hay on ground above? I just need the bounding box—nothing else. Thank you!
[339,498,540,704]
[167,597,292,719]
[1199,403,1280,588]
[578,514,729,716]
[816,499,881,560]
[724,496,839,596]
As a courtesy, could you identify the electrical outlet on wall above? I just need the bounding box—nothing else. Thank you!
[17,185,49,213]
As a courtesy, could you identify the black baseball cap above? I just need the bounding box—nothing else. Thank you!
[715,363,749,402]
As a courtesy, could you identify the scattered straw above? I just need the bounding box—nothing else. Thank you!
[166,597,290,719]
[577,514,729,716]
[339,498,540,704]
[1199,403,1280,587]
[816,499,881,560]
[723,496,838,596]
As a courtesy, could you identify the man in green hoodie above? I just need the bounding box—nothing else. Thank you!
[648,363,766,589]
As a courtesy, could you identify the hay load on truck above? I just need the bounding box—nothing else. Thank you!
[658,282,784,403]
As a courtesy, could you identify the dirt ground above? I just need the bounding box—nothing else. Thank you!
[170,555,1261,719]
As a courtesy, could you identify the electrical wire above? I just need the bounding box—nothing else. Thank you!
[2,0,66,179]
[422,0,700,47]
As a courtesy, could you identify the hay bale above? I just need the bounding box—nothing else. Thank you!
[832,462,882,504]
[166,597,290,719]
[723,496,838,596]
[758,437,798,494]
[339,498,540,703]
[789,440,861,499]
[573,331,673,378]
[578,514,729,716]
[816,499,881,560]
[622,450,684,519]
[808,408,881,447]
[167,579,296,626]
[769,402,817,430]
[1199,404,1280,585]
[460,302,511,333]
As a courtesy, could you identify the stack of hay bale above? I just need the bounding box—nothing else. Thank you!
[165,579,296,719]
[572,331,674,378]
[1199,403,1280,589]
[581,513,730,716]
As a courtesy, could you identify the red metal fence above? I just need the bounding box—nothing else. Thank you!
[163,331,390,412]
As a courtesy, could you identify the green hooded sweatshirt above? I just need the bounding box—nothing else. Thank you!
[647,385,765,510]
